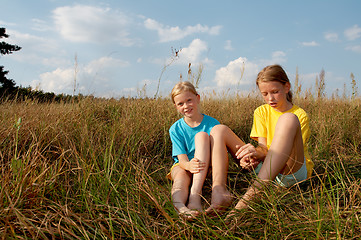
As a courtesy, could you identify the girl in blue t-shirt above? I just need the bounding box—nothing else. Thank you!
[168,81,219,220]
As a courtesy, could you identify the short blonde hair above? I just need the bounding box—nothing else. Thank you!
[171,81,198,103]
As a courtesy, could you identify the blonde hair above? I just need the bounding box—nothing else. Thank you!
[171,81,199,103]
[256,64,293,103]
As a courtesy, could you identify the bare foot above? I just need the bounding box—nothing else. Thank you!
[234,199,248,210]
[187,194,203,212]
[224,207,250,226]
[233,185,259,210]
[224,199,250,225]
[178,206,200,221]
[205,185,233,216]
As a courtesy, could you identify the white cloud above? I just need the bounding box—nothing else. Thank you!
[298,71,342,94]
[272,51,286,58]
[301,41,319,47]
[224,40,233,51]
[31,19,52,32]
[297,72,318,91]
[177,39,209,64]
[344,24,361,41]
[271,51,287,64]
[153,39,210,66]
[6,30,60,54]
[214,57,260,87]
[4,30,67,66]
[32,56,130,95]
[53,4,135,46]
[0,20,16,26]
[214,51,288,89]
[345,45,361,53]
[144,18,222,42]
[84,56,130,74]
[33,68,74,93]
[324,32,339,42]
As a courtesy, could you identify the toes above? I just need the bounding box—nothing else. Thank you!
[205,205,228,217]
[179,209,200,221]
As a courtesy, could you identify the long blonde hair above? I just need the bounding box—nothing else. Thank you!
[256,64,293,103]
[171,81,199,104]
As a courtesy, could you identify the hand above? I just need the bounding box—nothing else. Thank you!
[236,144,261,170]
[240,156,260,170]
[187,158,205,174]
[235,143,256,160]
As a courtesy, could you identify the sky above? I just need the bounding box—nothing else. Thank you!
[1,0,361,98]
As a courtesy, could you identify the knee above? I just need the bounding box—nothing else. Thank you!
[277,113,300,128]
[195,131,210,142]
[210,124,230,138]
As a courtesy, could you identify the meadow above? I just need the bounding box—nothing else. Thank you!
[0,92,361,239]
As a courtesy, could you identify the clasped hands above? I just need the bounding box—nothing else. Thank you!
[235,143,263,170]
[186,143,265,173]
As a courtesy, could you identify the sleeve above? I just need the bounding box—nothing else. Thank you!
[169,125,187,159]
[210,116,220,128]
[202,115,220,134]
[250,107,267,141]
[298,111,310,146]
[205,115,220,127]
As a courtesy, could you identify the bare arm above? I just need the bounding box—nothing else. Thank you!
[255,137,268,161]
[177,154,205,174]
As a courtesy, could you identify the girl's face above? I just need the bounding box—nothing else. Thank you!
[173,91,200,118]
[258,81,291,112]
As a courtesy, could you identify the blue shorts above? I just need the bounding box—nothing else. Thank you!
[254,159,307,187]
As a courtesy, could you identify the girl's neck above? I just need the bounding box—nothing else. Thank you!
[184,112,203,128]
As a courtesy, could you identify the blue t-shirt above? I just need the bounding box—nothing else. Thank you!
[169,114,220,164]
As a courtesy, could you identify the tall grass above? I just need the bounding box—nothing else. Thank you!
[0,94,360,239]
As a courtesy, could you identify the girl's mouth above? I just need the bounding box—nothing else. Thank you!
[184,108,193,114]
[269,103,277,107]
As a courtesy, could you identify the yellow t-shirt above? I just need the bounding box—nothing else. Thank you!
[250,104,314,178]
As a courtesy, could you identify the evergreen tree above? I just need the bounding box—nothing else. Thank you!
[0,66,16,89]
[0,27,21,92]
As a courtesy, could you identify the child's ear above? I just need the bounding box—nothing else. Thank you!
[196,94,201,103]
[285,82,291,93]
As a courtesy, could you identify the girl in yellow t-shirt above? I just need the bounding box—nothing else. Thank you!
[207,64,313,216]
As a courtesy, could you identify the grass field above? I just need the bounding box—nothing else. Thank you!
[1,94,361,239]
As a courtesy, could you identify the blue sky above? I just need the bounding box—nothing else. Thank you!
[1,0,361,98]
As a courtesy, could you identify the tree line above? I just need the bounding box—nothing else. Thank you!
[0,27,79,103]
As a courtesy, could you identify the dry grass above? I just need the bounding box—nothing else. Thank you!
[0,95,360,239]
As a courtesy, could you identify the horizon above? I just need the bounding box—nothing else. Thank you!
[1,0,361,98]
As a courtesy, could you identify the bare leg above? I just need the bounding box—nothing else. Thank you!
[187,132,211,211]
[206,125,246,214]
[171,165,198,218]
[234,113,305,210]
